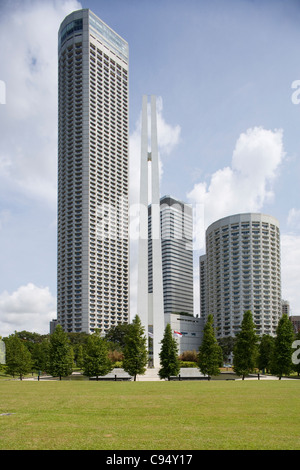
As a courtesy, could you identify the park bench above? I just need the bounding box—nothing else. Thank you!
[89,375,132,381]
[169,375,211,381]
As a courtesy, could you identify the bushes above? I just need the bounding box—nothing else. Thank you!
[178,351,198,368]
[108,349,124,364]
[179,361,197,368]
[113,361,123,368]
[179,350,198,362]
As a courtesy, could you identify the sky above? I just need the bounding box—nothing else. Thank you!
[0,0,299,336]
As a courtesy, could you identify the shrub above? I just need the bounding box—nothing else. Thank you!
[113,361,123,368]
[179,361,197,368]
[178,350,198,362]
[108,350,124,363]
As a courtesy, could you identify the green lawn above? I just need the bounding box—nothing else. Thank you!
[0,380,299,450]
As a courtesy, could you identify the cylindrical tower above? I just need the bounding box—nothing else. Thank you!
[203,213,281,338]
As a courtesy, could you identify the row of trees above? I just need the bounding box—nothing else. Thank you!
[232,311,300,379]
[197,310,300,380]
[1,316,149,381]
[1,311,299,381]
[159,311,300,380]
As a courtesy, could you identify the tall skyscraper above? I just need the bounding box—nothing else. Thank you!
[148,196,194,317]
[57,9,129,333]
[281,299,290,316]
[200,213,282,338]
[199,254,207,320]
[137,95,164,368]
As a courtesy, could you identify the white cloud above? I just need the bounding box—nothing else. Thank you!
[0,0,82,208]
[287,208,300,231]
[232,127,283,181]
[0,1,82,336]
[281,234,300,315]
[187,127,285,249]
[156,96,181,156]
[186,127,300,315]
[0,283,56,336]
[283,209,300,314]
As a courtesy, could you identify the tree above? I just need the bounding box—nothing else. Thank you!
[271,314,295,379]
[31,339,50,374]
[179,350,198,363]
[83,330,113,379]
[197,314,223,377]
[4,333,32,380]
[233,310,258,380]
[123,315,147,381]
[14,330,47,349]
[217,336,236,364]
[257,334,274,374]
[48,325,74,380]
[105,323,132,351]
[159,323,180,380]
[67,331,89,347]
[76,344,85,370]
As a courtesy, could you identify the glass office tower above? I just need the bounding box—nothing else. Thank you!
[57,9,129,333]
[148,196,194,316]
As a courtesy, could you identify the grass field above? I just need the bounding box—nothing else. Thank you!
[0,380,299,450]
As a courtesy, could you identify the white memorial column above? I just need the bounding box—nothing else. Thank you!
[150,96,165,368]
[137,95,165,368]
[137,95,149,334]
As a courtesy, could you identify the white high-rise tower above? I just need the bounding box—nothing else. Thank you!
[57,9,129,333]
[200,213,282,338]
[137,95,164,368]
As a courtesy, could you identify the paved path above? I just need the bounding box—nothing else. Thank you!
[21,369,298,381]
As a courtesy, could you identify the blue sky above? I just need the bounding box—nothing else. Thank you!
[0,0,299,335]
